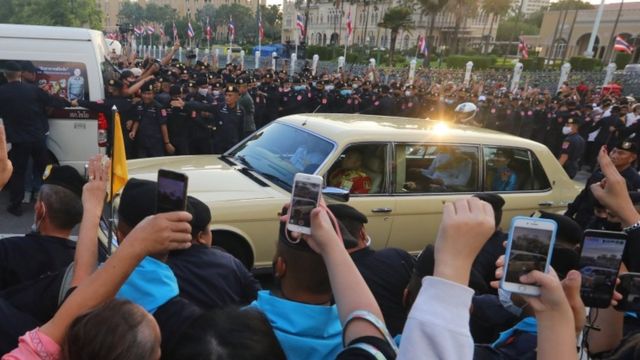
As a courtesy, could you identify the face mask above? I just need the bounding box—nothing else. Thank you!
[340,89,353,96]
[293,85,306,91]
[198,88,209,96]
[212,90,220,96]
[562,126,572,135]
[325,85,335,91]
[498,288,524,317]
[405,91,412,97]
[256,82,261,86]
[352,84,359,89]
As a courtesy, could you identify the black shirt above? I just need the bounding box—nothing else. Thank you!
[0,233,76,290]
[560,133,586,179]
[168,244,260,310]
[350,247,415,336]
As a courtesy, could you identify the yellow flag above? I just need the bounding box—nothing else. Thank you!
[110,111,128,200]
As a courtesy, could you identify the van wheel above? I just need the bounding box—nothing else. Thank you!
[212,231,254,270]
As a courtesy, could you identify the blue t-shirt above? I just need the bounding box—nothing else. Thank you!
[250,290,343,360]
[491,166,517,191]
[116,256,179,314]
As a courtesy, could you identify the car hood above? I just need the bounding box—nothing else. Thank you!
[126,156,288,203]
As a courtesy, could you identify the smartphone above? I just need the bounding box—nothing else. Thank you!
[615,273,640,312]
[501,216,558,296]
[578,230,626,308]
[287,173,323,235]
[156,169,188,213]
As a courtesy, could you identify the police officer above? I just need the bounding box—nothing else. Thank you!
[237,77,256,138]
[166,85,191,155]
[558,118,585,179]
[249,77,267,128]
[128,81,173,158]
[214,85,244,153]
[0,61,70,216]
[261,73,280,124]
[566,140,640,228]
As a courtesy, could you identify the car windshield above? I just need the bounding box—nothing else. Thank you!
[227,122,335,189]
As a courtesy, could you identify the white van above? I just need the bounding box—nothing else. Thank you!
[0,24,115,171]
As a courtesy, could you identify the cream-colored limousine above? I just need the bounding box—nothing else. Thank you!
[124,114,582,270]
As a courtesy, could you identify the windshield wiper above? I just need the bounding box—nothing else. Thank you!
[234,154,252,169]
[254,171,291,190]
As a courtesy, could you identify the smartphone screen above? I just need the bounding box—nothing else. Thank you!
[288,176,322,232]
[579,232,626,308]
[505,223,555,285]
[616,273,640,312]
[157,170,188,213]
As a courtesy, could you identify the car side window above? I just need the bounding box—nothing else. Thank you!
[483,146,551,191]
[326,144,388,195]
[395,143,479,193]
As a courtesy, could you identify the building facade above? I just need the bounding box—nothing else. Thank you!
[519,0,550,16]
[281,0,499,54]
[99,0,266,32]
[524,2,640,64]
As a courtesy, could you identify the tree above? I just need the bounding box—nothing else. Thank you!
[260,4,283,42]
[417,0,448,54]
[212,4,255,44]
[549,0,593,10]
[144,3,177,24]
[481,0,512,53]
[3,0,102,29]
[118,2,146,26]
[379,6,414,65]
[495,18,539,41]
[447,0,477,54]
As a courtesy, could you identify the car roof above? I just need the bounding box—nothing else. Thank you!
[277,114,547,150]
[0,24,100,41]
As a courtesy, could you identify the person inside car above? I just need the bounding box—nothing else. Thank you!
[328,149,372,194]
[489,149,518,192]
[405,145,473,192]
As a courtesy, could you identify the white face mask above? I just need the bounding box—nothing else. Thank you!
[562,126,572,135]
[498,288,524,317]
[405,91,412,97]
[198,88,209,96]
[212,90,220,96]
[352,84,359,89]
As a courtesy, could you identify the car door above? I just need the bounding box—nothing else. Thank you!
[481,145,560,228]
[387,142,481,255]
[321,142,395,249]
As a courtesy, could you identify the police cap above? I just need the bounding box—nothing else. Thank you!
[169,85,182,96]
[2,61,22,72]
[107,79,124,89]
[615,139,639,154]
[119,70,134,80]
[226,85,239,93]
[141,80,156,93]
[566,118,582,126]
[42,165,86,198]
[195,77,208,86]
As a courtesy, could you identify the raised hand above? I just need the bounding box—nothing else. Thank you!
[126,212,193,256]
[0,125,12,189]
[82,155,110,218]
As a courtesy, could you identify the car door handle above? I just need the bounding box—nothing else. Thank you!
[371,208,392,213]
[538,201,554,207]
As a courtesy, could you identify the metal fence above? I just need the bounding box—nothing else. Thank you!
[138,45,640,96]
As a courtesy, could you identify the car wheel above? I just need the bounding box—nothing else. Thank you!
[213,231,254,270]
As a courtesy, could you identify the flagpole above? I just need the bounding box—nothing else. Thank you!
[107,105,119,256]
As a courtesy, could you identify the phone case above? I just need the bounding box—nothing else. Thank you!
[500,216,558,294]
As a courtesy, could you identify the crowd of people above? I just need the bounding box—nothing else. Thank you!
[3,46,640,359]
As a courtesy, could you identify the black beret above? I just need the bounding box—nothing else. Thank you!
[3,61,22,72]
[327,204,368,224]
[118,178,157,228]
[195,77,208,86]
[538,211,582,246]
[236,77,247,85]
[616,139,638,154]
[566,117,582,126]
[42,165,86,198]
[212,82,223,89]
[107,79,124,89]
[141,80,156,93]
[187,196,211,234]
[225,85,239,93]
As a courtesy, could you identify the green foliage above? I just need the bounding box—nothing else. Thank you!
[306,45,339,61]
[211,4,256,43]
[379,6,414,65]
[119,2,176,25]
[495,19,540,41]
[445,55,497,69]
[521,57,544,70]
[0,0,102,29]
[549,0,593,10]
[615,52,632,70]
[569,56,602,71]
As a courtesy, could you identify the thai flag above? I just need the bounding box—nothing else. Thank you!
[258,14,265,41]
[173,22,178,41]
[187,22,195,38]
[518,36,529,59]
[228,16,236,40]
[417,35,425,54]
[296,13,305,36]
[614,35,633,54]
[346,11,353,38]
[158,27,165,38]
[206,17,212,40]
[146,25,155,35]
[134,26,144,36]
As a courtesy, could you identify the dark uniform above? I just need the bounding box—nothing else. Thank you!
[560,118,586,179]
[214,85,244,153]
[566,141,640,228]
[133,99,168,158]
[0,61,70,214]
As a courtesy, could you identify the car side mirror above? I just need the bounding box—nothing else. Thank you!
[322,187,350,202]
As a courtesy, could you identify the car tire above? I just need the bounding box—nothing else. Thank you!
[213,231,254,270]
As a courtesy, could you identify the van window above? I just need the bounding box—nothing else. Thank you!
[395,143,479,193]
[483,146,551,191]
[1,60,90,101]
